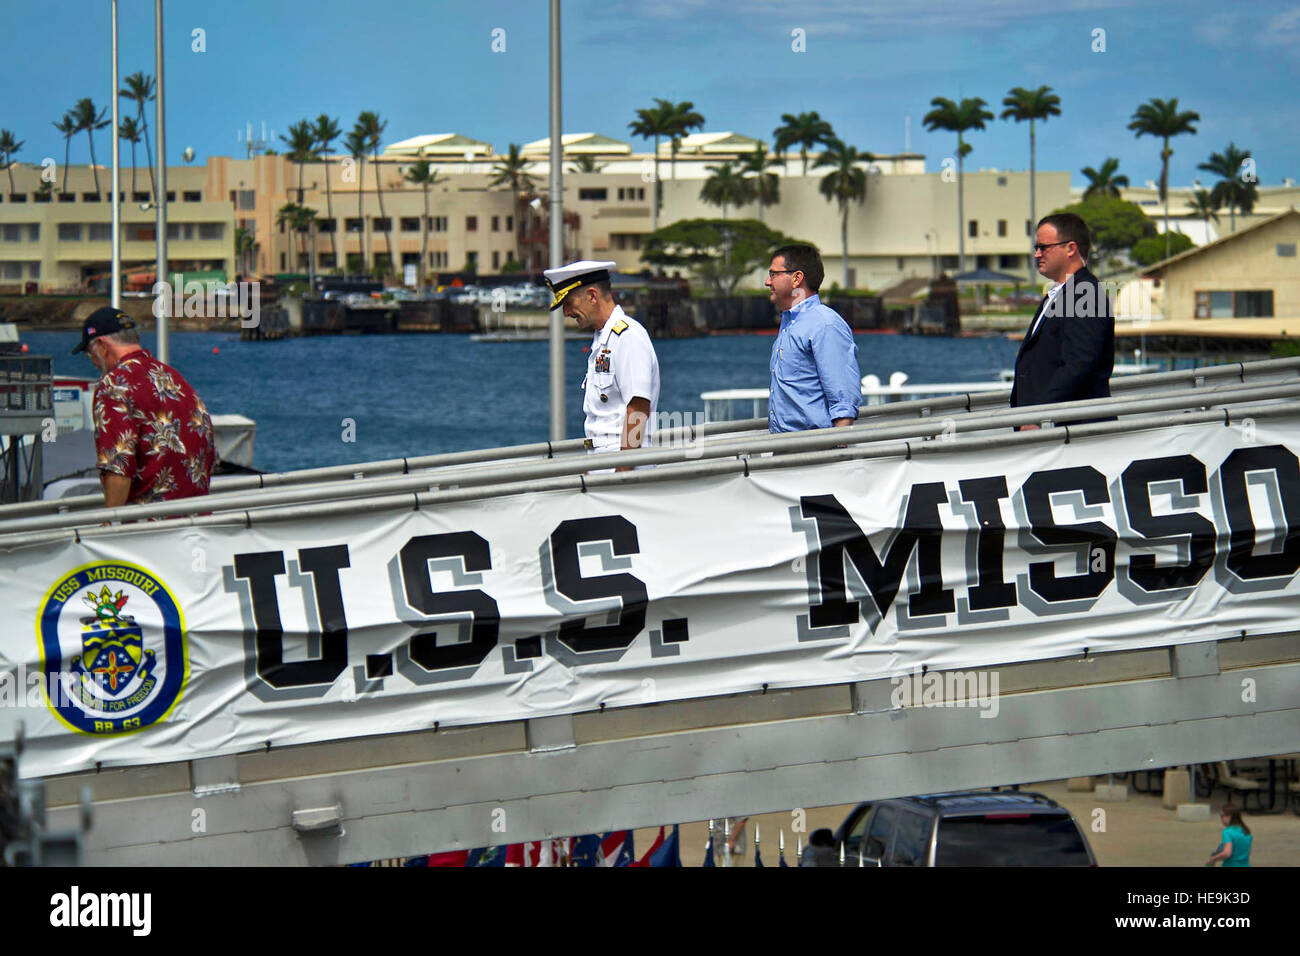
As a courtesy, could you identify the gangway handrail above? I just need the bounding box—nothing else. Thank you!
[696,356,1300,435]
[7,357,1298,522]
[3,384,1296,546]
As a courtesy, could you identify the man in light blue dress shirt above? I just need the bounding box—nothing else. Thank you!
[765,244,861,433]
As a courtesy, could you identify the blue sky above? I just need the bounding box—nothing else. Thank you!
[2,0,1297,189]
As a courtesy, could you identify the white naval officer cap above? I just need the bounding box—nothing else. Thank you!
[543,259,618,311]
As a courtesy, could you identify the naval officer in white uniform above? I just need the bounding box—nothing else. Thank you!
[544,261,660,461]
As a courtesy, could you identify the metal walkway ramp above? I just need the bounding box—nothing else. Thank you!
[3,359,1299,864]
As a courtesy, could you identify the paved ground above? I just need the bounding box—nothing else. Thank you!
[634,778,1299,867]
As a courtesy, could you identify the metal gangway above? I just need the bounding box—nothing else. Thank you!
[1,358,1299,865]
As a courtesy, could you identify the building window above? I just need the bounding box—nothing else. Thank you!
[1025,219,1032,236]
[315,219,335,233]
[25,224,39,242]
[637,187,645,200]
[236,189,255,211]
[401,252,420,266]
[28,261,40,279]
[940,255,958,270]
[7,194,25,203]
[280,252,286,270]
[183,190,202,202]
[166,223,195,240]
[82,193,100,202]
[57,223,81,241]
[58,193,74,203]
[997,176,1007,187]
[198,222,223,240]
[345,218,363,233]
[372,217,391,232]
[319,253,335,268]
[997,219,1007,237]
[1279,243,1297,257]
[1195,290,1274,318]
[400,217,420,232]
[999,254,1020,269]
[506,215,513,232]
[134,191,150,203]
[466,216,478,232]
[466,250,478,269]
[492,250,500,269]
[968,220,978,238]
[0,262,22,280]
[896,256,905,271]
[579,187,607,201]
[166,191,175,202]
[127,225,155,242]
[1,225,20,242]
[34,191,50,203]
[87,223,112,241]
[491,215,500,231]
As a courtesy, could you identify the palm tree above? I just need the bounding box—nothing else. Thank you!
[234,225,255,275]
[343,127,369,273]
[772,111,835,175]
[119,73,156,201]
[662,100,705,180]
[698,161,751,220]
[1128,97,1200,258]
[0,130,23,196]
[741,144,781,223]
[404,159,445,289]
[815,139,871,288]
[118,117,142,196]
[1081,157,1130,199]
[567,155,607,174]
[311,115,343,263]
[276,203,318,271]
[489,143,536,265]
[52,113,76,194]
[1187,187,1220,242]
[1197,143,1256,235]
[355,111,392,272]
[923,96,994,273]
[1000,85,1060,279]
[72,98,111,198]
[628,99,675,231]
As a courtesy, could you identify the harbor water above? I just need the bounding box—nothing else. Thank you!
[23,330,1021,474]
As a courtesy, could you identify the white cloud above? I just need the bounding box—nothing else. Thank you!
[1258,6,1300,48]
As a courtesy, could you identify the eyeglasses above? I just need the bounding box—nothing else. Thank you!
[768,269,800,278]
[1033,240,1071,253]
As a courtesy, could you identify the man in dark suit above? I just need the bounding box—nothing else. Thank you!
[1009,213,1115,429]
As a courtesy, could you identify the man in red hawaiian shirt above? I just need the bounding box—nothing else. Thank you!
[73,307,216,507]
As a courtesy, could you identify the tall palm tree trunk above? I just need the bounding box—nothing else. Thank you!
[356,161,367,274]
[652,134,661,233]
[61,136,71,193]
[1162,139,1171,259]
[139,109,156,202]
[420,181,429,290]
[511,186,520,264]
[322,157,337,262]
[86,130,102,197]
[129,141,137,196]
[841,204,849,288]
[373,155,392,269]
[1028,120,1037,281]
[957,140,966,274]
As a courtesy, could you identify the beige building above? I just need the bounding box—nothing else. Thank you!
[8,126,1289,295]
[1142,207,1299,327]
[0,165,234,291]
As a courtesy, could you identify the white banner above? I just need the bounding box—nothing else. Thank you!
[4,417,1299,777]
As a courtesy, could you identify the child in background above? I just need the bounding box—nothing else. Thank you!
[1206,805,1253,867]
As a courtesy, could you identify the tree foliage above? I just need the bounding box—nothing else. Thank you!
[1131,232,1195,266]
[1051,195,1155,269]
[642,218,796,294]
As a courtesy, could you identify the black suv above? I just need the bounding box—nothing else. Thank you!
[801,790,1097,867]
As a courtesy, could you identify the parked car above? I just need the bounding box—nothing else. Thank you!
[801,790,1097,867]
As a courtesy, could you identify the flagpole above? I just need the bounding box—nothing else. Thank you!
[547,0,564,441]
[154,0,169,365]
[110,0,121,309]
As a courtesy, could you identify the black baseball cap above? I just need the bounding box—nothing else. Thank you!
[72,307,136,354]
